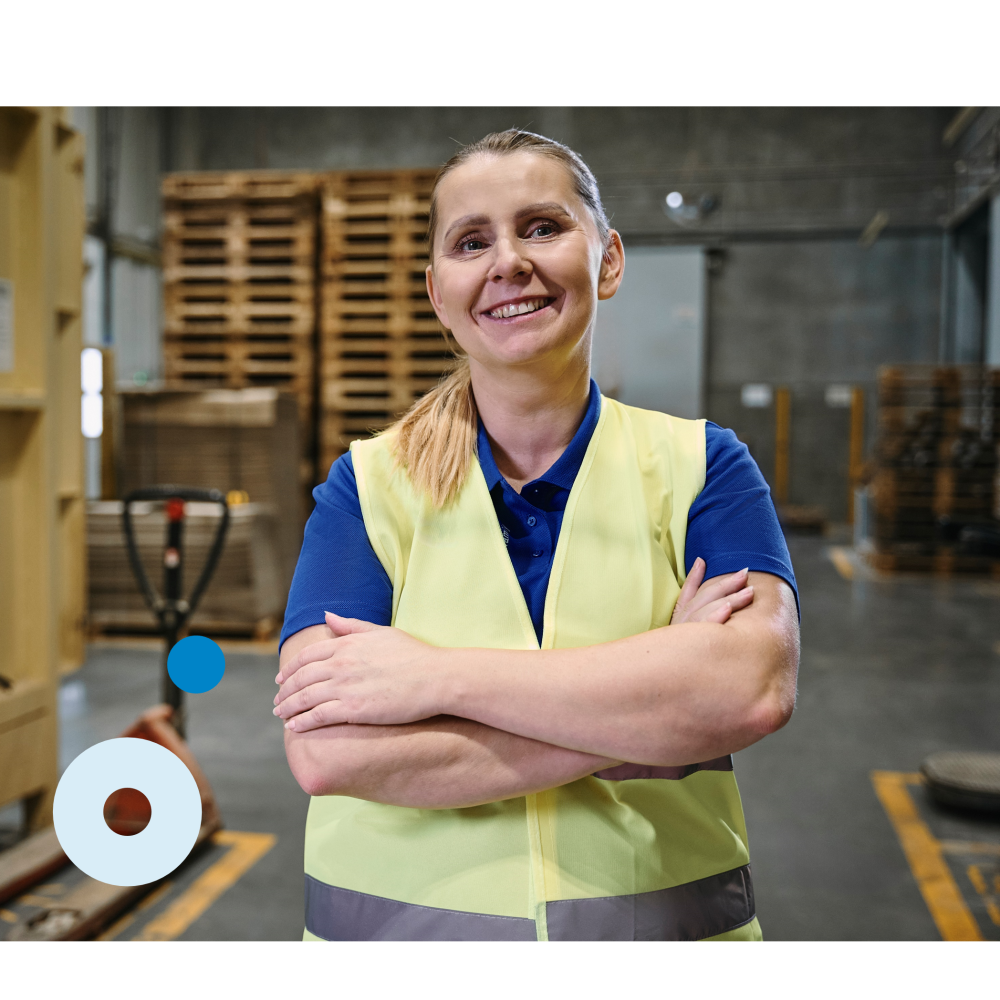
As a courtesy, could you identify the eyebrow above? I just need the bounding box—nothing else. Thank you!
[441,202,573,243]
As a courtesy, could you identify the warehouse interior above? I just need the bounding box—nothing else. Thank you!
[1,105,999,942]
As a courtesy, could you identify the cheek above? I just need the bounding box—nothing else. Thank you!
[543,242,601,298]
[435,268,481,322]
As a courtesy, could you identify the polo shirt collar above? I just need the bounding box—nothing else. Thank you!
[477,379,602,493]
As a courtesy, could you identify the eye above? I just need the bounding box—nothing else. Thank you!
[529,223,557,238]
[460,238,486,252]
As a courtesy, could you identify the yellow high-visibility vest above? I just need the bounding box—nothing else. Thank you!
[302,397,761,941]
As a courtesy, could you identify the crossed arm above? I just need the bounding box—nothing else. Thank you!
[277,560,799,809]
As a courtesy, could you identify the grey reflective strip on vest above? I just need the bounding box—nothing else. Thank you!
[546,864,755,941]
[305,864,753,941]
[304,876,537,941]
[593,754,734,781]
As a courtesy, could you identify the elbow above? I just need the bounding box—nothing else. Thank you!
[285,734,343,798]
[289,756,332,798]
[294,765,334,799]
[749,657,798,738]
[749,689,794,739]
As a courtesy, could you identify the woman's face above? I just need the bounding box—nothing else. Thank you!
[426,151,623,375]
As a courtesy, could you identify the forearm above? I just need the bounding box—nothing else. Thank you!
[284,717,617,809]
[438,576,799,765]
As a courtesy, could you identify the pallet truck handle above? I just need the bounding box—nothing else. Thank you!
[121,486,231,630]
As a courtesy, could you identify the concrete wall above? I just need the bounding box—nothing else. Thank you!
[708,235,942,519]
[158,107,957,521]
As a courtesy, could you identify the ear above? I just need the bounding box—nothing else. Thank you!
[596,230,625,301]
[425,264,453,330]
[325,611,382,636]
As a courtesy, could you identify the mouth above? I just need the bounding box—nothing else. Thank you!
[483,296,555,320]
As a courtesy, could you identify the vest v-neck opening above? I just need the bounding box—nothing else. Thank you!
[476,382,603,643]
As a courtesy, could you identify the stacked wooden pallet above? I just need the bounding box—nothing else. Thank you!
[870,365,1000,573]
[318,169,454,477]
[119,387,302,592]
[88,500,285,638]
[161,172,319,464]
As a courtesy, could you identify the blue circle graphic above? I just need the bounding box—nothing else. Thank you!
[168,635,225,693]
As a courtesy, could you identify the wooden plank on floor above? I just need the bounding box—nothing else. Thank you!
[0,827,67,905]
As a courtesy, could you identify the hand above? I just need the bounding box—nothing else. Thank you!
[273,613,442,733]
[670,558,754,625]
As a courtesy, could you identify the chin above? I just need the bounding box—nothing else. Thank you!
[473,323,582,367]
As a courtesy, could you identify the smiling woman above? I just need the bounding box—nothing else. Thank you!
[276,130,800,942]
[395,131,622,505]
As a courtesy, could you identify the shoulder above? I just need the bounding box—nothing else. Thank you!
[702,421,765,489]
[602,398,705,451]
[349,429,422,512]
[601,398,707,490]
[313,451,361,517]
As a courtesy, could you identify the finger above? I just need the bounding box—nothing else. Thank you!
[274,660,337,706]
[690,587,754,624]
[325,611,382,636]
[704,602,733,624]
[284,701,350,733]
[276,637,339,685]
[274,679,342,720]
[685,568,749,615]
[675,558,706,611]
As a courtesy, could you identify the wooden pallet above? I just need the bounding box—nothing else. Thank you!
[869,547,1000,576]
[165,304,315,337]
[322,375,443,413]
[321,343,455,381]
[163,170,318,202]
[161,171,320,426]
[872,367,999,554]
[319,412,395,474]
[165,337,312,376]
[316,169,447,471]
[164,202,316,231]
[164,281,315,310]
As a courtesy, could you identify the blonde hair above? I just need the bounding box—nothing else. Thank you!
[392,130,611,506]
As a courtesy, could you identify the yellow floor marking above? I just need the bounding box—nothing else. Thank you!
[132,831,275,941]
[96,880,175,941]
[827,546,854,580]
[941,840,1000,857]
[871,771,983,941]
[97,911,135,941]
[966,865,1000,927]
[968,865,988,895]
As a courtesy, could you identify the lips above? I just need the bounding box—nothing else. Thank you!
[485,297,554,320]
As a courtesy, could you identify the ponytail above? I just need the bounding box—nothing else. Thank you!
[392,358,477,507]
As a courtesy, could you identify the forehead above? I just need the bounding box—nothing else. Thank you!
[435,151,583,223]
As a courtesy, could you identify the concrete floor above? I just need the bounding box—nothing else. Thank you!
[55,641,309,940]
[738,534,1000,941]
[5,532,999,940]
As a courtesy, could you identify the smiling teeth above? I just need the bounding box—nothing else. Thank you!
[490,298,549,319]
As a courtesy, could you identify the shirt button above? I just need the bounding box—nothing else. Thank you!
[532,550,543,558]
[526,516,536,527]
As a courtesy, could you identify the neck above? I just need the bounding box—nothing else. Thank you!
[470,352,592,493]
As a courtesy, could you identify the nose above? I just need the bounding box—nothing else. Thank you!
[488,236,533,283]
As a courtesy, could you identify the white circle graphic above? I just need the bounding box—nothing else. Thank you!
[53,738,201,886]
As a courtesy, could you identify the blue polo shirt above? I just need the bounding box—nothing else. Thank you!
[281,381,797,646]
